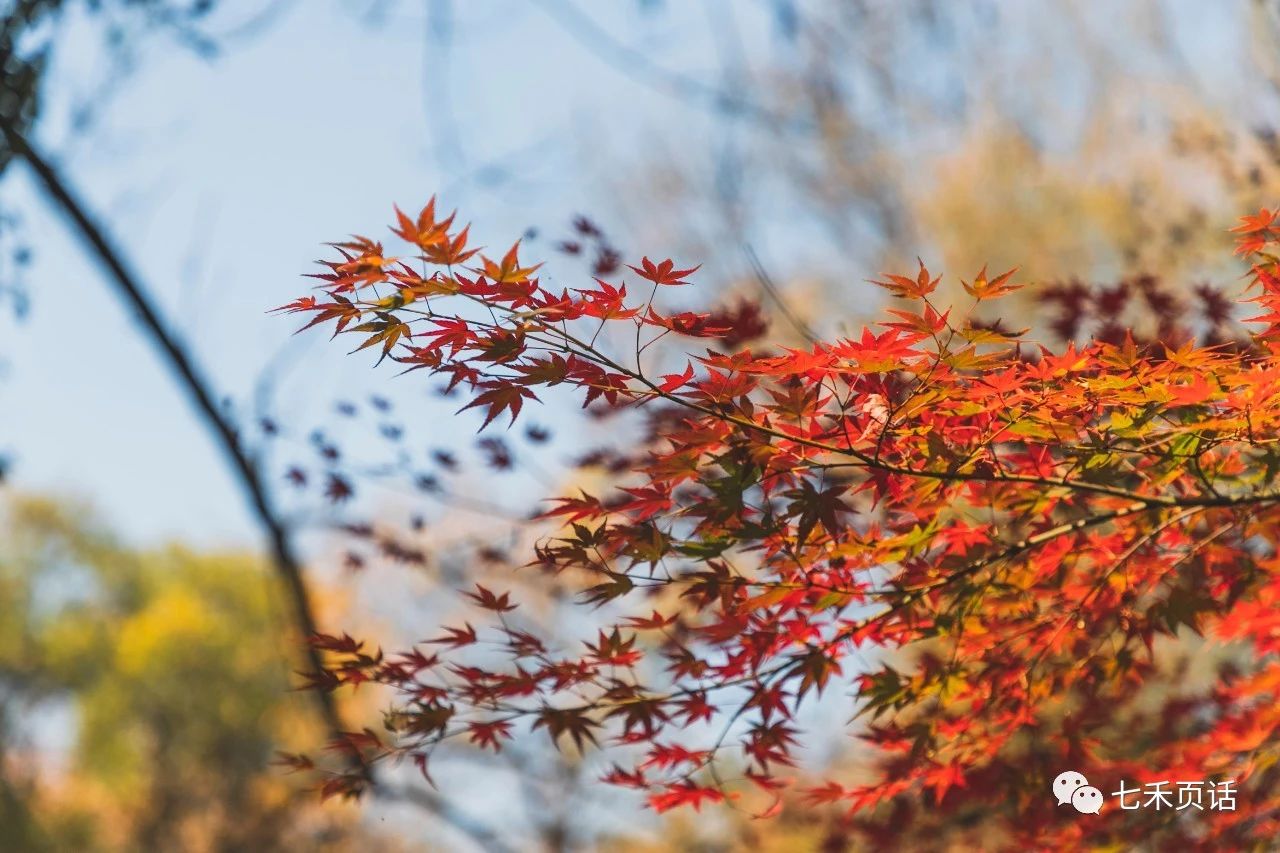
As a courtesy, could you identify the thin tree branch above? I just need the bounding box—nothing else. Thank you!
[379,783,518,853]
[529,0,799,129]
[0,116,344,749]
[743,243,818,344]
[0,118,516,852]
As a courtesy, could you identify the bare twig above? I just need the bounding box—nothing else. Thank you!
[0,118,515,852]
[743,243,818,344]
[378,783,518,853]
[529,0,799,129]
[0,113,349,748]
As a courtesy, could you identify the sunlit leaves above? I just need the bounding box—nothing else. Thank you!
[648,782,728,813]
[1231,207,1279,255]
[283,202,1280,847]
[959,264,1021,300]
[480,242,541,284]
[627,256,700,286]
[392,197,455,251]
[871,259,940,299]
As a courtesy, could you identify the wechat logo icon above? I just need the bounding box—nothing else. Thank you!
[1054,770,1103,815]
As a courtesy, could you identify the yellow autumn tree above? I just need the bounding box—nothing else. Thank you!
[0,496,401,852]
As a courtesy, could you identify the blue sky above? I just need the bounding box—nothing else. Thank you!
[0,0,1264,551]
[0,1,774,546]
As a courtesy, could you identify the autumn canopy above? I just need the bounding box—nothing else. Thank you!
[277,201,1280,848]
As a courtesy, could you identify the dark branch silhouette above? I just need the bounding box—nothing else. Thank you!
[0,116,518,853]
[529,0,800,128]
[0,115,340,745]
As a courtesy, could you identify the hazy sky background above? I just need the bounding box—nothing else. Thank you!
[0,1,781,546]
[0,0,1259,550]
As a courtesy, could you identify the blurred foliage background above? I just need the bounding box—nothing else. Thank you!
[0,497,388,851]
[4,0,1280,850]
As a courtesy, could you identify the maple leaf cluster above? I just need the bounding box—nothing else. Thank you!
[1039,273,1249,351]
[277,200,1280,848]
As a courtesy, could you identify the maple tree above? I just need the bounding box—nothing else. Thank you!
[275,198,1280,849]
